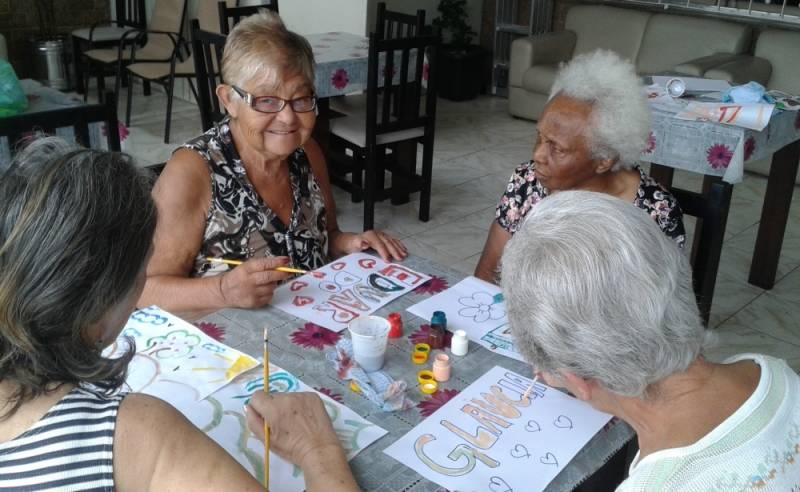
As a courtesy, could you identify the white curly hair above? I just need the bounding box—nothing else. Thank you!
[549,50,650,171]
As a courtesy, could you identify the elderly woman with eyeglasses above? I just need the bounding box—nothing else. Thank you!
[474,50,686,283]
[503,191,800,491]
[140,12,407,314]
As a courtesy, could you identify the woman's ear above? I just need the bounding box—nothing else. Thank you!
[216,85,239,119]
[594,156,618,174]
[560,370,595,401]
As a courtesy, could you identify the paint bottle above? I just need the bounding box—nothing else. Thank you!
[387,312,403,338]
[450,329,469,357]
[432,353,451,382]
[428,311,447,350]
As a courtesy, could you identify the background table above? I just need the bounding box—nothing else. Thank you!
[642,106,800,289]
[192,255,634,491]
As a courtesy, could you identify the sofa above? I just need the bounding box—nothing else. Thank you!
[508,4,753,121]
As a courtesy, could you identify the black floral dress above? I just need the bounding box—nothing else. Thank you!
[496,161,686,248]
[182,117,329,277]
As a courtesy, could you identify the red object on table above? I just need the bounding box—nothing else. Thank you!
[387,312,403,338]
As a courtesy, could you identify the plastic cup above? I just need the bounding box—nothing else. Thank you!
[348,316,391,372]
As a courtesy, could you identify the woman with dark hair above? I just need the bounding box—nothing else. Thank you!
[0,139,358,491]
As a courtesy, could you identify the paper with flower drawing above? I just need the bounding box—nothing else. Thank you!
[384,366,612,492]
[272,252,431,332]
[407,276,524,361]
[106,306,259,399]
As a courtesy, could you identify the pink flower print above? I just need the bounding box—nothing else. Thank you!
[644,131,656,154]
[706,143,733,169]
[314,387,344,404]
[409,324,453,348]
[291,322,342,350]
[331,68,349,89]
[744,136,756,161]
[414,275,450,295]
[193,321,226,341]
[417,389,459,417]
[102,121,129,142]
[422,62,429,81]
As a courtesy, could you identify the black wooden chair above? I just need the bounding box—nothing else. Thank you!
[218,0,279,34]
[328,32,440,230]
[0,91,121,158]
[650,165,733,326]
[191,19,228,132]
[376,2,426,40]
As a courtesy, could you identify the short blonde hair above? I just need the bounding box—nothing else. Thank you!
[221,11,315,92]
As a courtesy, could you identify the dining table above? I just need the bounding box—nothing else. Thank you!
[187,254,635,491]
[641,101,800,290]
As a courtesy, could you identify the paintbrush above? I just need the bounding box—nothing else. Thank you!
[205,257,325,278]
[263,326,270,490]
[522,375,539,401]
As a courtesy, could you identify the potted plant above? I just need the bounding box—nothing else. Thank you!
[432,0,487,101]
[31,0,71,90]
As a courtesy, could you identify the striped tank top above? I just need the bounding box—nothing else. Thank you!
[0,387,125,491]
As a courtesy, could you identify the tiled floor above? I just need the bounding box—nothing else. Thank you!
[113,86,800,371]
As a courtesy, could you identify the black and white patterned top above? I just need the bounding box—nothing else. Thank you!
[0,387,124,491]
[182,117,329,277]
[496,161,686,248]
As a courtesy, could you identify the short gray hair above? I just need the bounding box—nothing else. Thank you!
[0,137,156,418]
[222,11,315,93]
[501,191,706,398]
[549,50,650,171]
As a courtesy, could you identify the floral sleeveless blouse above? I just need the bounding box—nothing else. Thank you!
[182,118,329,277]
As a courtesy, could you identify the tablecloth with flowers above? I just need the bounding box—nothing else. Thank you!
[307,32,422,99]
[194,254,634,492]
[641,105,800,183]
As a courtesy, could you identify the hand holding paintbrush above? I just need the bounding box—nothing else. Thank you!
[206,256,325,278]
[205,256,294,309]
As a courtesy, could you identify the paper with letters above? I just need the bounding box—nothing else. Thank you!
[384,366,612,492]
[407,276,524,361]
[272,252,430,332]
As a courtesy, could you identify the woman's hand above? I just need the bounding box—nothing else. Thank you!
[245,392,341,467]
[218,256,293,308]
[336,230,408,262]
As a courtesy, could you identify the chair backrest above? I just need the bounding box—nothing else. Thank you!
[196,0,233,33]
[375,2,425,40]
[142,0,189,56]
[218,1,280,35]
[191,19,228,131]
[0,91,121,159]
[113,0,147,29]
[670,181,732,326]
[365,31,440,145]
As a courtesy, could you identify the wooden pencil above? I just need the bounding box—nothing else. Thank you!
[522,375,539,401]
[263,327,270,490]
[205,257,318,276]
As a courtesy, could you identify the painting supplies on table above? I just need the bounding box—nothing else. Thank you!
[204,257,324,278]
[522,375,540,401]
[432,354,451,382]
[417,370,438,394]
[449,329,469,356]
[428,311,446,350]
[271,252,431,332]
[347,315,391,372]
[387,312,403,338]
[384,366,613,492]
[412,343,431,364]
[407,276,524,362]
[263,327,270,490]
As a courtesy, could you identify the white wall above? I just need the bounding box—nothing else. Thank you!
[241,0,369,35]
[365,0,483,42]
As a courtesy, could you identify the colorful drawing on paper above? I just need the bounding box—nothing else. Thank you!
[407,276,524,361]
[383,366,612,492]
[272,252,431,332]
[105,306,258,399]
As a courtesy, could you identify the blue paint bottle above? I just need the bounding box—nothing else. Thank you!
[429,311,447,350]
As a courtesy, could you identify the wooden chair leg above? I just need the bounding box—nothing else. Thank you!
[419,137,434,222]
[143,80,152,96]
[363,147,376,231]
[164,76,175,143]
[125,72,134,126]
[352,151,364,203]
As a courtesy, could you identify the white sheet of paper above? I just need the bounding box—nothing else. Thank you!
[272,252,431,332]
[384,366,612,492]
[675,102,775,131]
[106,306,259,399]
[407,276,524,361]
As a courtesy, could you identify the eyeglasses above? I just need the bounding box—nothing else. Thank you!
[231,85,317,114]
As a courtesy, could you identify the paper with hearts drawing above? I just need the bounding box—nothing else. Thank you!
[271,252,431,332]
[383,366,612,492]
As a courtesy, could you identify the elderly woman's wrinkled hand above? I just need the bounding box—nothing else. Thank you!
[245,392,341,467]
[218,256,293,308]
[347,230,407,262]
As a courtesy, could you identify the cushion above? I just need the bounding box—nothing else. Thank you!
[521,63,559,94]
[72,25,130,42]
[566,5,651,61]
[330,110,424,148]
[754,28,800,93]
[636,14,751,74]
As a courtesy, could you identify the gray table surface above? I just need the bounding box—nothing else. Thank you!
[197,255,634,491]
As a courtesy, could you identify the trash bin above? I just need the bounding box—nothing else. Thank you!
[31,35,71,91]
